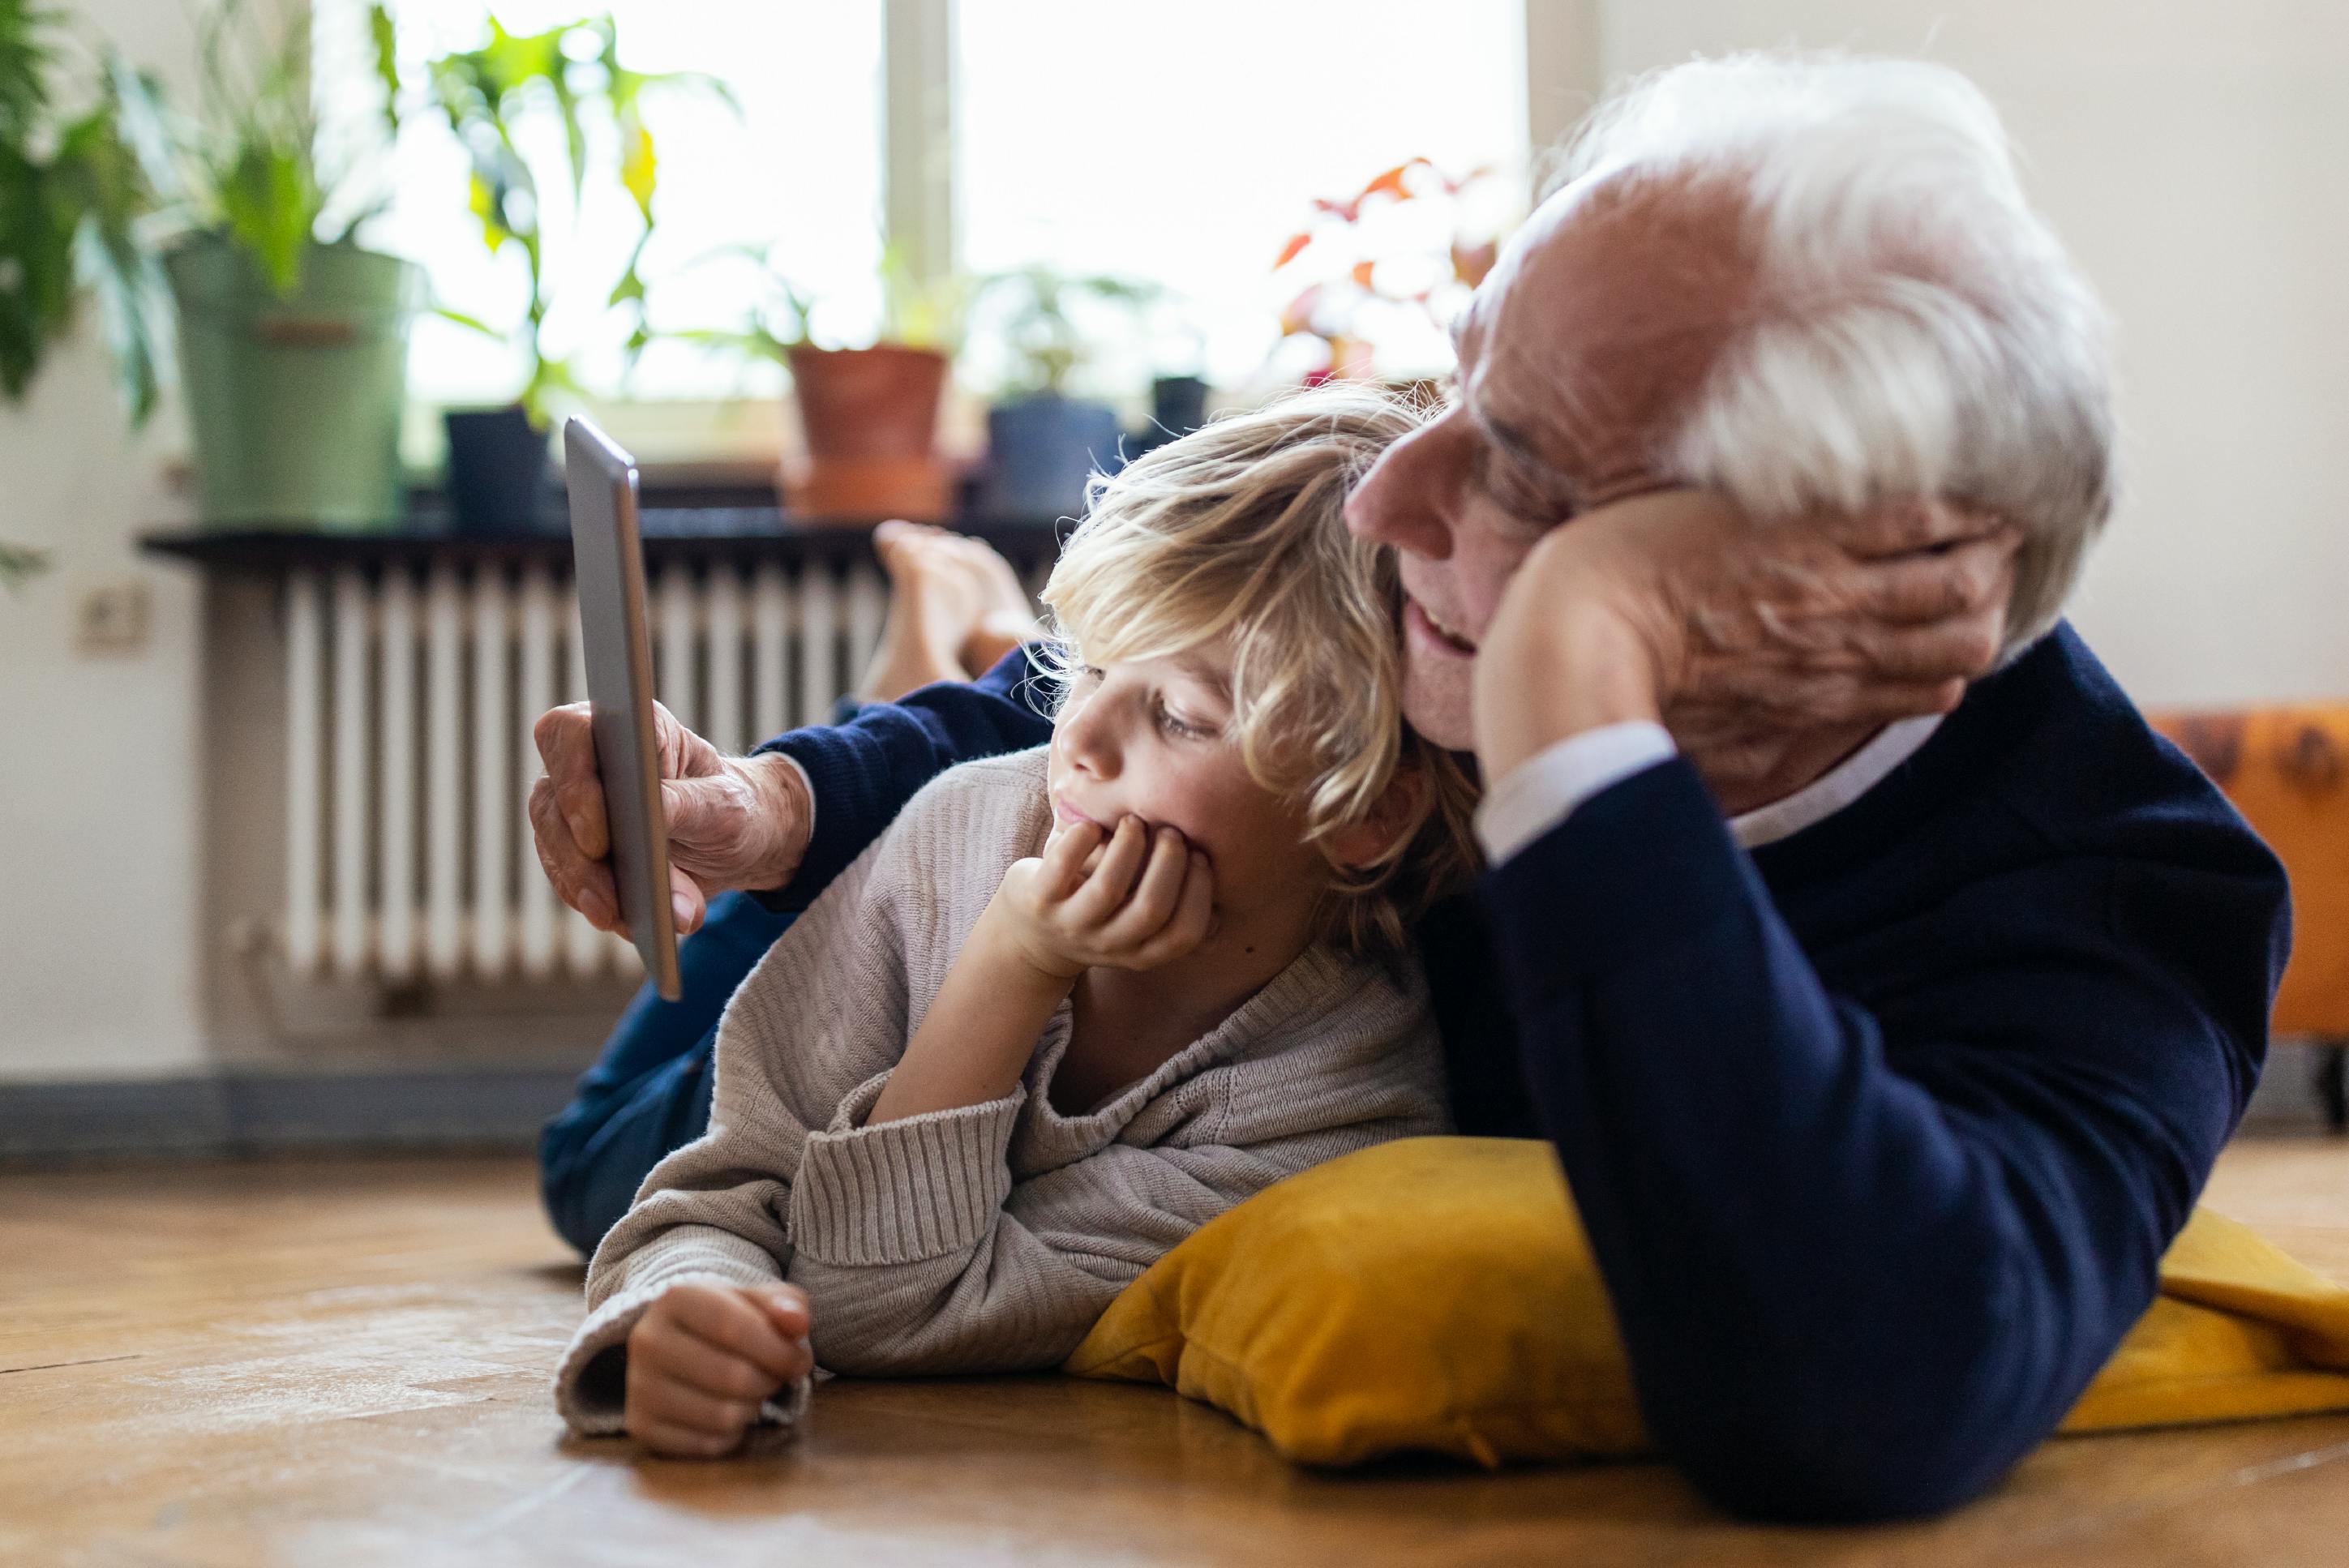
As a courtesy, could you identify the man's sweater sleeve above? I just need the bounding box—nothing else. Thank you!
[751,646,1056,910]
[1478,757,2279,1523]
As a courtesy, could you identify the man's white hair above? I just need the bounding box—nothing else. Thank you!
[1549,52,2114,653]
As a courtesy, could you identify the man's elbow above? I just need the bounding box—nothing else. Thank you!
[1645,1327,2064,1523]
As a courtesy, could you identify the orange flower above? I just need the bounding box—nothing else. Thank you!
[1451,239,1498,289]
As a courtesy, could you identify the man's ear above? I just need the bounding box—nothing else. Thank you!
[1327,764,1430,871]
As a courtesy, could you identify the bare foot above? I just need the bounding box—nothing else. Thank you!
[859,522,1044,703]
[958,534,1045,676]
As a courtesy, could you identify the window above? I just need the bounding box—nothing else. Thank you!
[352,2,1528,417]
[954,0,1528,395]
[365,1,886,409]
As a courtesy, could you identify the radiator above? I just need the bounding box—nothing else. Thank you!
[281,556,899,983]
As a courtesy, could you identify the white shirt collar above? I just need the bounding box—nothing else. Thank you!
[1728,714,1944,850]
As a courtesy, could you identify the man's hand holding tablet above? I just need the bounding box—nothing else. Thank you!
[532,417,816,998]
[527,701,811,939]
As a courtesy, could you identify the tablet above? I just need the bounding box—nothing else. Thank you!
[563,416,683,1000]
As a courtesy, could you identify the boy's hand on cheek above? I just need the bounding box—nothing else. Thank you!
[992,816,1215,980]
[624,1282,812,1459]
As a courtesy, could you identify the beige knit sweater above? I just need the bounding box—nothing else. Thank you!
[553,746,1449,1437]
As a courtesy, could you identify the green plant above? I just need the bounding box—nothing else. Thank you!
[878,242,967,353]
[2,0,420,439]
[975,265,1156,399]
[0,0,171,584]
[656,238,966,375]
[654,241,817,370]
[0,538,45,586]
[427,14,730,421]
[0,0,169,427]
[100,0,408,299]
[182,0,396,290]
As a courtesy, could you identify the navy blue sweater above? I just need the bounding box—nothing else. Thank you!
[755,626,2289,1522]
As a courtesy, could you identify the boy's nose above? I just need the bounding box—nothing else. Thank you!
[1061,695,1125,780]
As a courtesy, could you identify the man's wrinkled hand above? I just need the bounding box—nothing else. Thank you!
[528,700,812,936]
[1477,489,2018,794]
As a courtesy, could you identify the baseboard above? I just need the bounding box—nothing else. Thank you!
[2,1041,2331,1166]
[0,1065,584,1163]
[2243,1040,2347,1132]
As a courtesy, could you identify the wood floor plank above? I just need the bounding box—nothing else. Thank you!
[1,1142,2343,1566]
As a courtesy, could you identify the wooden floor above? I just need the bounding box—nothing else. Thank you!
[2,1141,2346,1568]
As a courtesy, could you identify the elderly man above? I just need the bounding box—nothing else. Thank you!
[528,54,2287,1521]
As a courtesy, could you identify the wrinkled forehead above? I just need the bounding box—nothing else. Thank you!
[1458,171,1763,446]
[1483,171,1760,339]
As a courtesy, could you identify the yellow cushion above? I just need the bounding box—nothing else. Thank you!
[1064,1137,2349,1467]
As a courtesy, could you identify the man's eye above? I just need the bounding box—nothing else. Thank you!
[1477,448,1563,526]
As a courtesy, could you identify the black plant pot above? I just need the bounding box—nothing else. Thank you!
[1151,375,1209,440]
[444,405,553,533]
[1128,375,1210,459]
[979,394,1125,521]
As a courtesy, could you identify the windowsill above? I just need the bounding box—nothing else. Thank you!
[136,512,1069,573]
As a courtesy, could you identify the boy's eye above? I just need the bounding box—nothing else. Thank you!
[1154,698,1213,741]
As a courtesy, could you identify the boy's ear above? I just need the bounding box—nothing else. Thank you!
[1327,764,1430,871]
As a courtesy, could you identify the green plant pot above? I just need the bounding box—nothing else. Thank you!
[167,237,424,531]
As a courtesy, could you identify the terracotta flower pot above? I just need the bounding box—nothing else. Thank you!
[782,344,952,523]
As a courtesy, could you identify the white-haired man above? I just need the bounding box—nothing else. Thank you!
[527,54,2287,1521]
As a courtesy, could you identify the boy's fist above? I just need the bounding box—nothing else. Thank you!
[624,1281,812,1458]
[992,816,1215,980]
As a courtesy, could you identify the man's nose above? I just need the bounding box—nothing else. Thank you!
[1344,419,1456,560]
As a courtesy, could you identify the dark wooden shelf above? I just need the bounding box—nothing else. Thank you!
[140,510,1070,574]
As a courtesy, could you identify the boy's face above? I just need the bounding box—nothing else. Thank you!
[1045,649,1328,946]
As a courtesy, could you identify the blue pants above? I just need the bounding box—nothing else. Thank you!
[538,889,798,1255]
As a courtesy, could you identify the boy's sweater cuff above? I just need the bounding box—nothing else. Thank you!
[789,1072,1025,1266]
[553,1249,811,1438]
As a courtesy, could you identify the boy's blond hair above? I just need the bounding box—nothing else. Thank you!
[1039,383,1481,957]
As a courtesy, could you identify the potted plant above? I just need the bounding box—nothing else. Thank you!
[0,540,43,588]
[1142,374,1209,446]
[1270,156,1502,389]
[426,14,724,533]
[971,266,1155,522]
[0,0,165,572]
[667,242,965,523]
[123,0,428,531]
[0,4,166,416]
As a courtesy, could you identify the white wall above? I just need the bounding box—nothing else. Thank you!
[0,0,204,1079]
[0,303,205,1080]
[3,1,2345,1083]
[1595,1,2349,708]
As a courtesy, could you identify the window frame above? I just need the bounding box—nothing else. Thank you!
[387,0,1587,465]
